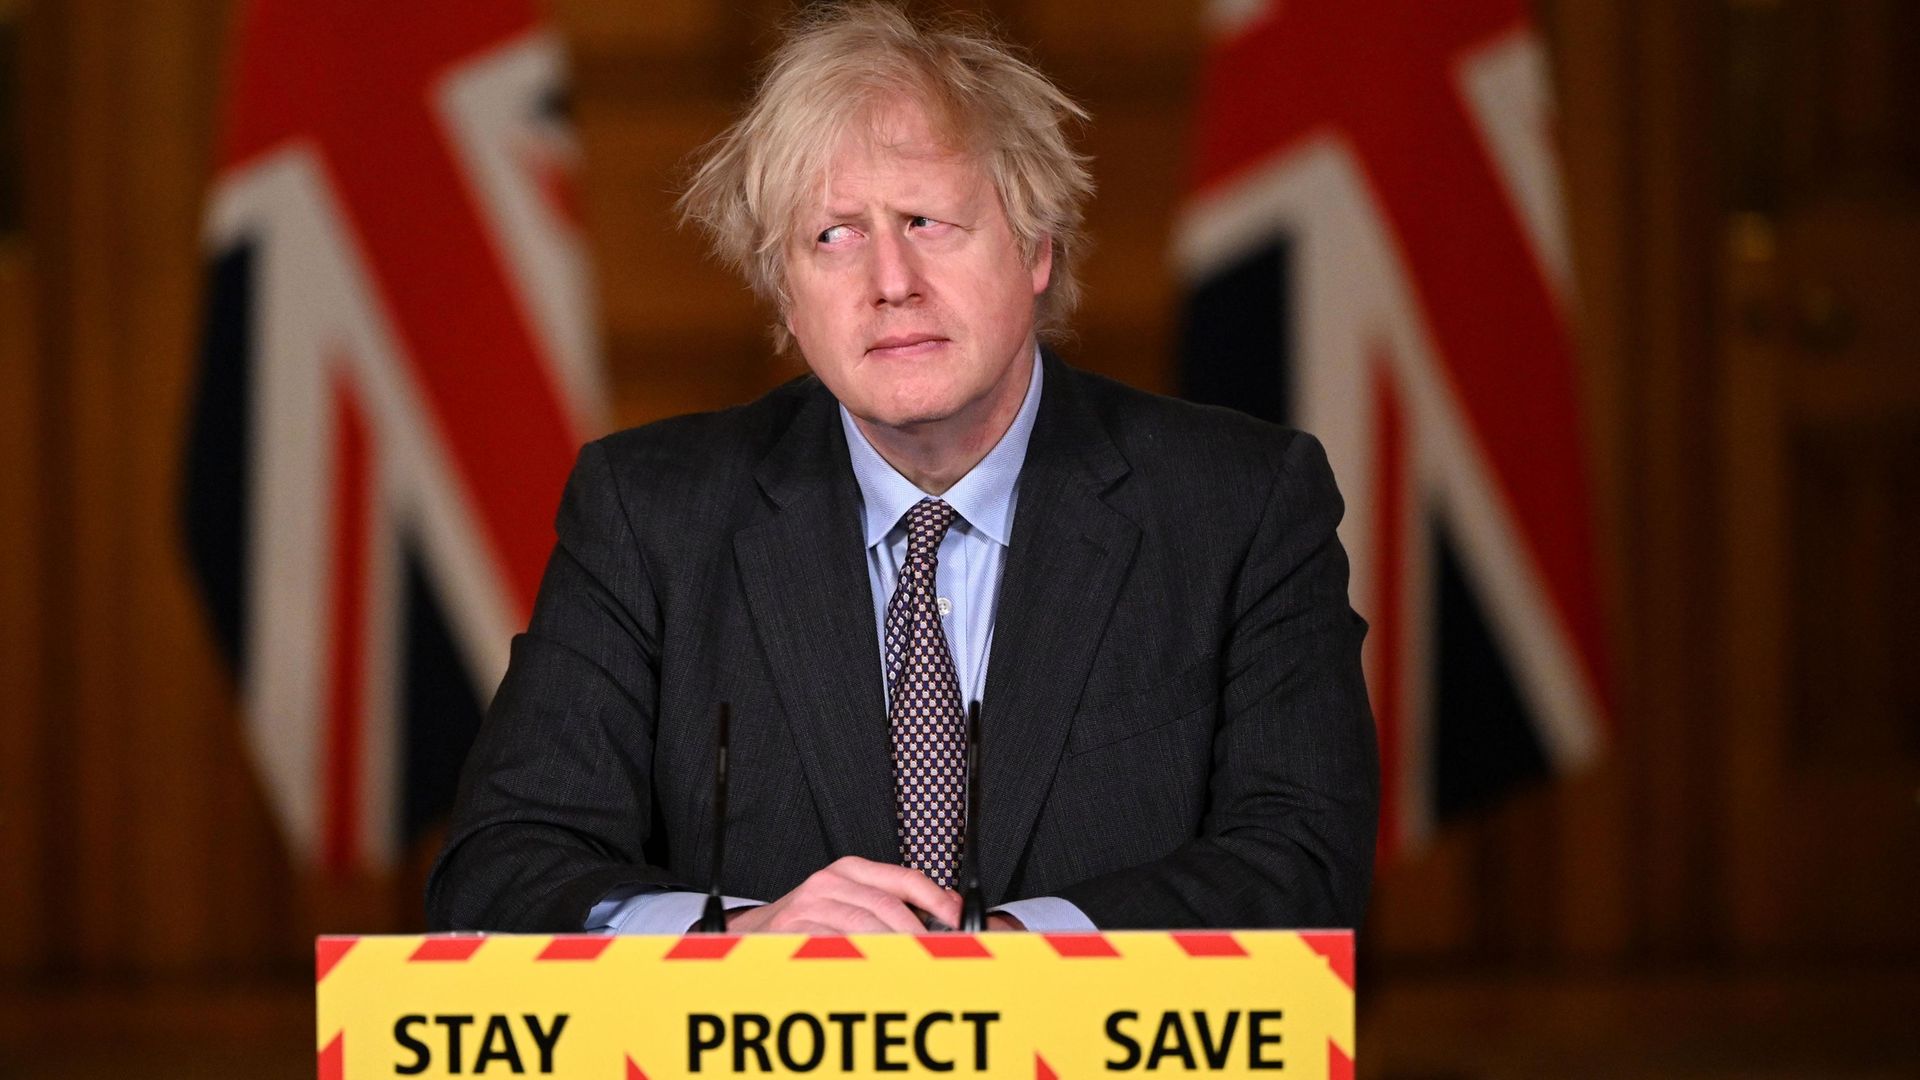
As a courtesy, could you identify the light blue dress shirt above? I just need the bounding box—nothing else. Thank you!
[591,349,1093,933]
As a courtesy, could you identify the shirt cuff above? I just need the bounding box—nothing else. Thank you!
[586,890,763,934]
[993,896,1096,932]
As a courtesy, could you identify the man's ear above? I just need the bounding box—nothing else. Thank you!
[1029,234,1054,296]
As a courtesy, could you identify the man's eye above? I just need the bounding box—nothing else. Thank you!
[909,216,937,229]
[817,225,852,244]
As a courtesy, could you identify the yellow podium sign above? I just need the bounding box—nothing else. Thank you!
[316,931,1353,1079]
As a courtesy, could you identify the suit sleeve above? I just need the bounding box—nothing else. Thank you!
[426,440,687,931]
[1057,431,1380,929]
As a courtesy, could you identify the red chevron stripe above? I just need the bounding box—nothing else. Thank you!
[1043,933,1119,958]
[1299,930,1355,989]
[318,1032,343,1080]
[916,935,993,959]
[409,937,485,962]
[663,937,739,961]
[793,936,865,960]
[626,1055,649,1080]
[537,936,613,961]
[1170,932,1248,957]
[1331,1040,1354,1080]
[315,936,359,982]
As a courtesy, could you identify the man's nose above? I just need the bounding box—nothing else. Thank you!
[868,227,923,306]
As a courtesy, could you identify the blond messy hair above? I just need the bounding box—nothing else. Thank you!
[678,1,1094,353]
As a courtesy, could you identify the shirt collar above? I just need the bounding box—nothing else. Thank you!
[839,346,1044,549]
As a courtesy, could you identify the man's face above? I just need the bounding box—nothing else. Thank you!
[783,98,1050,437]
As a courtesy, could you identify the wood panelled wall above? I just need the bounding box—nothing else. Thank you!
[1,0,1906,1005]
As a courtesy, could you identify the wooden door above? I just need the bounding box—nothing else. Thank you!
[1719,0,1920,956]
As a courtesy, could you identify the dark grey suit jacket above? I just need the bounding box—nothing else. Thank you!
[427,354,1377,931]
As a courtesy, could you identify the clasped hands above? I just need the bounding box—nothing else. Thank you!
[723,856,1023,934]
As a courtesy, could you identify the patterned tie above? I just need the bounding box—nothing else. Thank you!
[884,497,967,888]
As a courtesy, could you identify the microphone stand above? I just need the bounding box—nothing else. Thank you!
[958,700,987,932]
[696,701,731,933]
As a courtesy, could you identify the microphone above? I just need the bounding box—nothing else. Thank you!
[696,701,731,933]
[958,699,987,933]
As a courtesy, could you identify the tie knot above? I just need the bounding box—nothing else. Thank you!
[903,498,958,556]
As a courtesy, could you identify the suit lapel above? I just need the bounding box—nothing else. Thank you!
[733,388,900,863]
[978,359,1137,902]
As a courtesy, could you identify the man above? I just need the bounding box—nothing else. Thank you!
[428,2,1377,934]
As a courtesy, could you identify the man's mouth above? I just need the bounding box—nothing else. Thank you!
[866,334,948,358]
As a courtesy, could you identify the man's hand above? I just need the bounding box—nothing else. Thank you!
[726,857,962,934]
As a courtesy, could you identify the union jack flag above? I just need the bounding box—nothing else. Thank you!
[182,0,603,874]
[1175,0,1610,858]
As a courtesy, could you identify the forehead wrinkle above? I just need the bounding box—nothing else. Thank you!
[811,137,975,220]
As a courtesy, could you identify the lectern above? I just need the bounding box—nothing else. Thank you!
[316,930,1354,1078]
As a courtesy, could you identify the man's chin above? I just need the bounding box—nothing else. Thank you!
[848,385,971,432]
[860,404,963,433]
